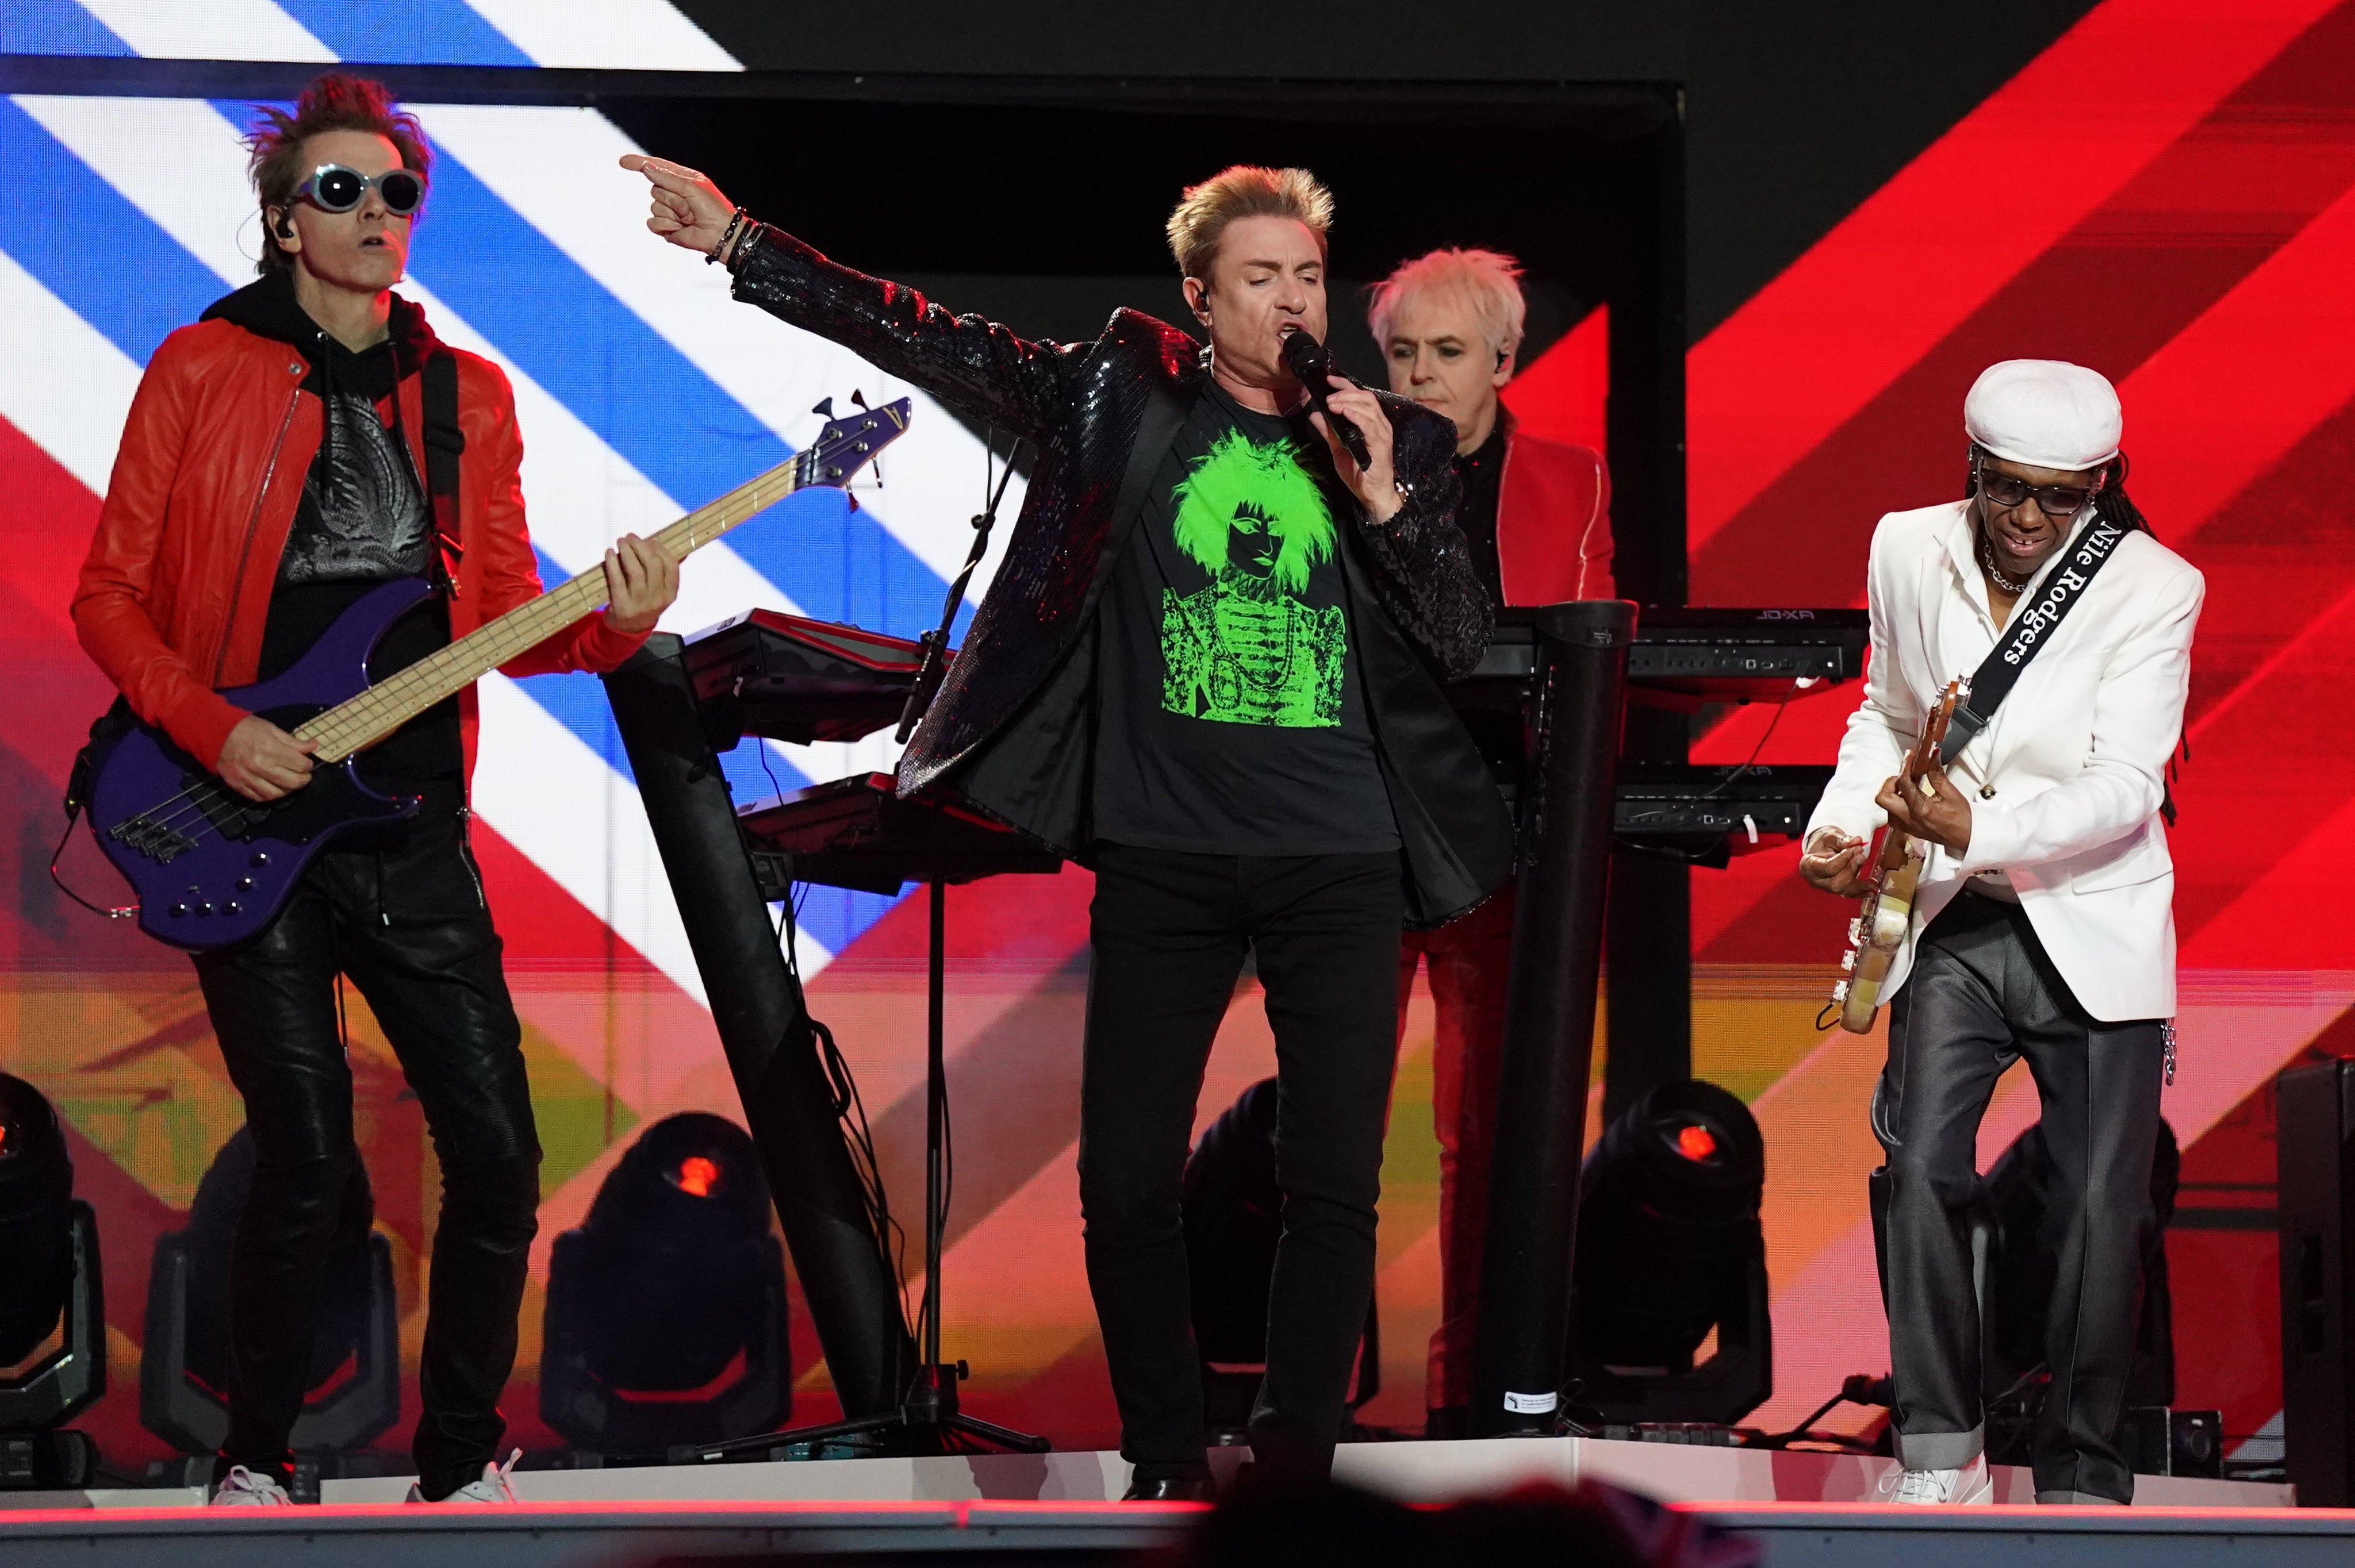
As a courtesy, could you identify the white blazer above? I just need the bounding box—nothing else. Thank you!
[1806,501,2203,1022]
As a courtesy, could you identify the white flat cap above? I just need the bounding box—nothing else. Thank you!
[1964,359,2122,472]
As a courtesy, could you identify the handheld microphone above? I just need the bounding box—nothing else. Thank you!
[1278,329,1372,470]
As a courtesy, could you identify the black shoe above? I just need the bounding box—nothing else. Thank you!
[1122,1471,1215,1502]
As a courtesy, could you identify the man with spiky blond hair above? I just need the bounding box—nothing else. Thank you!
[1370,244,1612,1435]
[628,155,1512,1492]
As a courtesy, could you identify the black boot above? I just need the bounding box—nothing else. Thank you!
[1123,1463,1215,1502]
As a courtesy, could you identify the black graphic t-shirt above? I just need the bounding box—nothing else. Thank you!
[256,339,462,794]
[1091,380,1398,855]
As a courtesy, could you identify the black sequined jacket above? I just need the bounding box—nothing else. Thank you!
[728,224,1513,925]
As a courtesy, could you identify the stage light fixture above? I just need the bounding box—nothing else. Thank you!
[1182,1078,1379,1442]
[1564,1079,1770,1427]
[540,1112,789,1458]
[0,1071,106,1490]
[140,1126,400,1471]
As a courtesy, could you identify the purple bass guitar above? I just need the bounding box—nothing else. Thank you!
[82,399,910,951]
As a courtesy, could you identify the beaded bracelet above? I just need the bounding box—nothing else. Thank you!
[707,207,749,266]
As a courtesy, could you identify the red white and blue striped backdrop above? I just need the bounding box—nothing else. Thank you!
[0,0,2345,1465]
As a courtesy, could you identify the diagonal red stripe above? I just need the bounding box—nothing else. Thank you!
[1686,0,2346,556]
[2111,168,2355,551]
[0,409,102,641]
[1694,1,2355,611]
[1501,304,1607,454]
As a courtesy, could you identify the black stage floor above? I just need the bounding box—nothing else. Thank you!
[2,1498,2351,1567]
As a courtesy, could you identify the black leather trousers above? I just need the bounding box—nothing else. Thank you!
[1875,891,2164,1504]
[193,808,539,1501]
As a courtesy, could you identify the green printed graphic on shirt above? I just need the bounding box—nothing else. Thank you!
[1160,429,1345,728]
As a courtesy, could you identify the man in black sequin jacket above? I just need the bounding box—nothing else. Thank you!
[628,156,1512,1493]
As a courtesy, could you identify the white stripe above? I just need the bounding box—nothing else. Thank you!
[464,0,740,70]
[408,103,1027,601]
[472,672,837,995]
[0,247,140,494]
[76,0,333,60]
[22,92,884,783]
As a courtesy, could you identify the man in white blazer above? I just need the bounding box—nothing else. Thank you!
[1799,360,2202,1507]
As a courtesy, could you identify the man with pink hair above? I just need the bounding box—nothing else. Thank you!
[1370,246,1613,1435]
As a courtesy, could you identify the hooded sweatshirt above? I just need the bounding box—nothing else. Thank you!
[200,271,462,796]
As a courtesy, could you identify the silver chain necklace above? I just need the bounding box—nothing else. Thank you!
[1978,532,2030,595]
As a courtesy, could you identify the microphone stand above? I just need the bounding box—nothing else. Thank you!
[895,432,1022,744]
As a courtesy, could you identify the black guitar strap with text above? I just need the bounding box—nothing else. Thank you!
[1938,509,2131,767]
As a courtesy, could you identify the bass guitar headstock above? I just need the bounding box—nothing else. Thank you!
[796,397,914,490]
[1915,677,1970,773]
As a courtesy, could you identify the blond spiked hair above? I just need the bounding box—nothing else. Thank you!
[1165,166,1335,281]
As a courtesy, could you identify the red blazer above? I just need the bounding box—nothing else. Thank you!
[73,310,645,778]
[1495,426,1614,605]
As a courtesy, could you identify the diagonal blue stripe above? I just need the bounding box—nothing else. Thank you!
[1,2,132,54]
[0,98,229,365]
[274,0,532,66]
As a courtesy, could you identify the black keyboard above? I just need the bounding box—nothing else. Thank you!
[1625,607,1868,700]
[1473,608,1868,704]
[682,609,930,747]
[737,773,1062,896]
[1613,763,1835,865]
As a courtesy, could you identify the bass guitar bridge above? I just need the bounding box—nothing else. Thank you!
[108,813,198,864]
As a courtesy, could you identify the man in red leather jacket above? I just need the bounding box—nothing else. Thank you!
[72,76,674,1505]
[1369,247,1613,1435]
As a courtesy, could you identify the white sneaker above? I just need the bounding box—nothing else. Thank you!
[1880,1452,1993,1505]
[209,1466,293,1506]
[406,1449,522,1504]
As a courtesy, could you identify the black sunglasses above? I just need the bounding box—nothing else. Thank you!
[1974,459,2103,518]
[294,163,427,217]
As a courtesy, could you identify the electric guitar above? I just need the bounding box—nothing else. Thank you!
[82,399,911,951]
[1828,678,1966,1035]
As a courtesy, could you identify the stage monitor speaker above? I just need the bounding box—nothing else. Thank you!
[2279,1058,2355,1505]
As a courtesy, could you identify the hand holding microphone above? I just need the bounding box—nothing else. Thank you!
[1279,328,1372,469]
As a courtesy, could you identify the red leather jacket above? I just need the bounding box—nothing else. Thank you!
[73,292,645,779]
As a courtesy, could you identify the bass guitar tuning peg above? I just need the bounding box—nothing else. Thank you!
[811,397,834,418]
[850,389,870,410]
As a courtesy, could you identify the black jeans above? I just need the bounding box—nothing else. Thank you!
[1876,891,2164,1504]
[1079,845,1402,1480]
[192,808,539,1501]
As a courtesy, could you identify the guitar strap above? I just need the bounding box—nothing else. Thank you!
[421,349,465,593]
[1938,508,2131,767]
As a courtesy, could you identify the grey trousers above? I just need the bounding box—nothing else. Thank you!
[1874,890,2165,1504]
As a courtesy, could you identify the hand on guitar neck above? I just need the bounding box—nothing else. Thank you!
[1810,679,1969,1034]
[211,533,677,804]
[1874,754,1972,859]
[597,532,679,636]
[1798,757,1975,892]
[1800,686,1977,897]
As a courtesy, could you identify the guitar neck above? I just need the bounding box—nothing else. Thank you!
[294,456,803,763]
